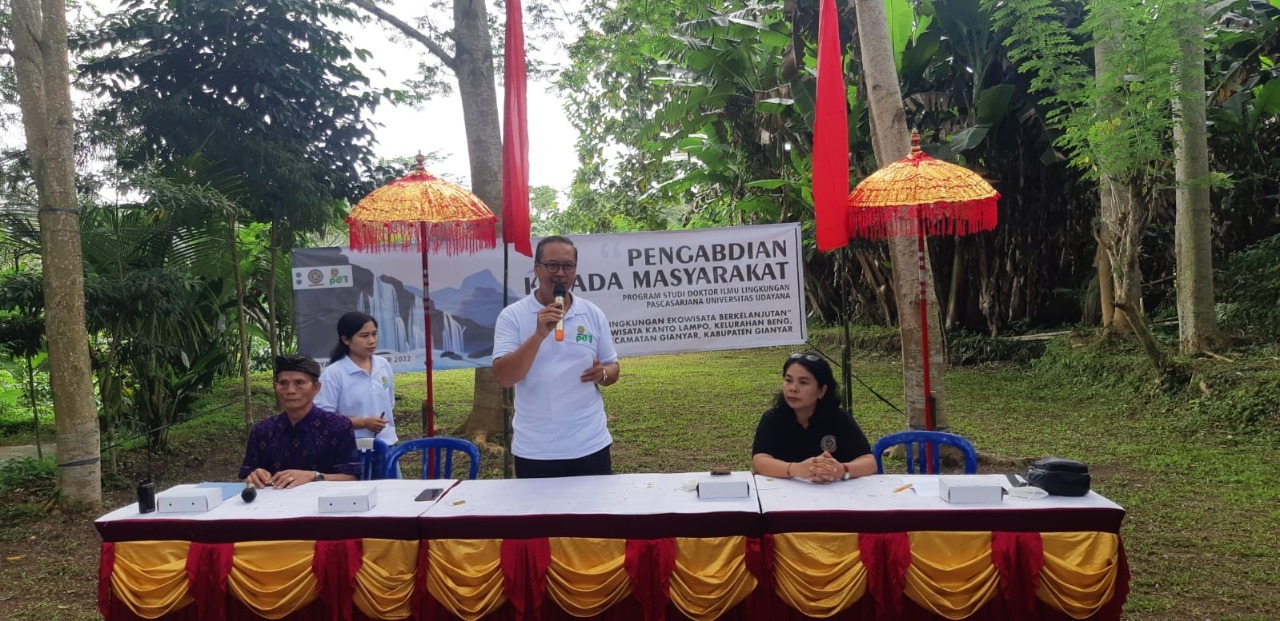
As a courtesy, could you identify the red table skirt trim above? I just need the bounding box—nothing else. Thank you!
[101,534,1130,621]
[423,595,753,621]
[104,591,1125,621]
[501,538,552,621]
[99,541,116,619]
[187,541,234,619]
[315,539,363,621]
[625,538,676,621]
[860,531,911,619]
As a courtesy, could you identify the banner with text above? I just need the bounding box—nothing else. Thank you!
[529,223,806,356]
[291,223,806,372]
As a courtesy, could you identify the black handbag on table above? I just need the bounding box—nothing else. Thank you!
[1026,457,1091,496]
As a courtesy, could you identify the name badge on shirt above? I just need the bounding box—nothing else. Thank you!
[574,325,594,344]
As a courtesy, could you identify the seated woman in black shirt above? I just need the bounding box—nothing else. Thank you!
[751,353,877,483]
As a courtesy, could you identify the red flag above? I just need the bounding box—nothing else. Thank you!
[813,0,850,252]
[502,0,532,257]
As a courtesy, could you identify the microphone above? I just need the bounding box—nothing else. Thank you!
[241,484,257,503]
[553,283,566,342]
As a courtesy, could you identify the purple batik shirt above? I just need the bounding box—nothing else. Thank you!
[237,406,360,479]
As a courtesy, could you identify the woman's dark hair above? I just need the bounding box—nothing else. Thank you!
[771,352,842,417]
[330,311,377,361]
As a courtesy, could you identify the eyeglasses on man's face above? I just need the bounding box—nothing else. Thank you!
[789,353,822,362]
[537,261,577,273]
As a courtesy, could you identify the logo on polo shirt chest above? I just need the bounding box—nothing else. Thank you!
[575,325,594,343]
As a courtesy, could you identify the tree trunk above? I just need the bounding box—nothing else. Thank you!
[12,0,102,509]
[355,0,506,440]
[230,216,253,426]
[1172,4,1225,354]
[268,219,280,361]
[26,357,42,459]
[1114,301,1168,373]
[854,249,893,324]
[1094,39,1144,338]
[453,0,506,440]
[854,0,947,432]
[945,237,964,330]
[1095,241,1115,328]
[1098,174,1143,336]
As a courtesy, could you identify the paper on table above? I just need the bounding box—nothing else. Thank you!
[196,482,247,501]
[905,476,940,497]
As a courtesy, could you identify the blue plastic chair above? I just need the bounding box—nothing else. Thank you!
[872,431,978,474]
[358,438,390,481]
[384,437,481,480]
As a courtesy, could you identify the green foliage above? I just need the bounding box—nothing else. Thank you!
[0,361,53,439]
[1028,333,1280,435]
[1218,234,1280,340]
[0,273,45,359]
[0,457,55,495]
[946,333,1047,366]
[991,0,1183,181]
[560,0,814,231]
[529,185,563,236]
[800,324,904,361]
[78,0,389,228]
[0,269,53,442]
[1,197,240,451]
[987,0,1090,113]
[1187,372,1280,432]
[1028,336,1156,395]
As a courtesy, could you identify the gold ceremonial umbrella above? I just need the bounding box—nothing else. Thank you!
[348,154,497,254]
[347,154,497,453]
[847,132,999,469]
[847,132,999,238]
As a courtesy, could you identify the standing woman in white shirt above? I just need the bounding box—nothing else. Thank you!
[316,312,398,461]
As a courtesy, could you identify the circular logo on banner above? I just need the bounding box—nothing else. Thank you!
[820,435,837,454]
[307,269,324,285]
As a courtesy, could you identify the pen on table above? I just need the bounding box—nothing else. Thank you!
[893,483,913,493]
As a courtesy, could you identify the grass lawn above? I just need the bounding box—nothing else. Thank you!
[0,339,1277,620]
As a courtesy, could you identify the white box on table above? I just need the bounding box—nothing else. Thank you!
[697,474,750,499]
[318,485,378,513]
[156,486,224,513]
[939,476,1003,504]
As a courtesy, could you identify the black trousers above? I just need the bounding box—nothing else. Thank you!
[514,445,612,479]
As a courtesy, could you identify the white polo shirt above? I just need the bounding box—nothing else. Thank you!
[493,292,619,460]
[315,354,399,446]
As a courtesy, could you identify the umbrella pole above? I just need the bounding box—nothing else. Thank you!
[502,242,514,479]
[917,214,937,473]
[420,223,437,478]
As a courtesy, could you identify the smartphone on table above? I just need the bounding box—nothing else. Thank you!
[415,488,443,502]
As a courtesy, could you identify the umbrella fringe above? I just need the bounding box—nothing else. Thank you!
[348,219,498,254]
[847,199,998,240]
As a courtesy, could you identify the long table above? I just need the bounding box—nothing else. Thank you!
[755,475,1128,621]
[96,474,1128,621]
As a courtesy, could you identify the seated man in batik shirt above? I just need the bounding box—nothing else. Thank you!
[238,354,360,488]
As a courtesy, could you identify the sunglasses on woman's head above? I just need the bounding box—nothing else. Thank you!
[789,353,821,362]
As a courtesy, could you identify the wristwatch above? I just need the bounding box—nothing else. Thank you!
[842,464,851,480]
[314,471,324,482]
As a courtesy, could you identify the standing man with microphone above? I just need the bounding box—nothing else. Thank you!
[494,235,621,478]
